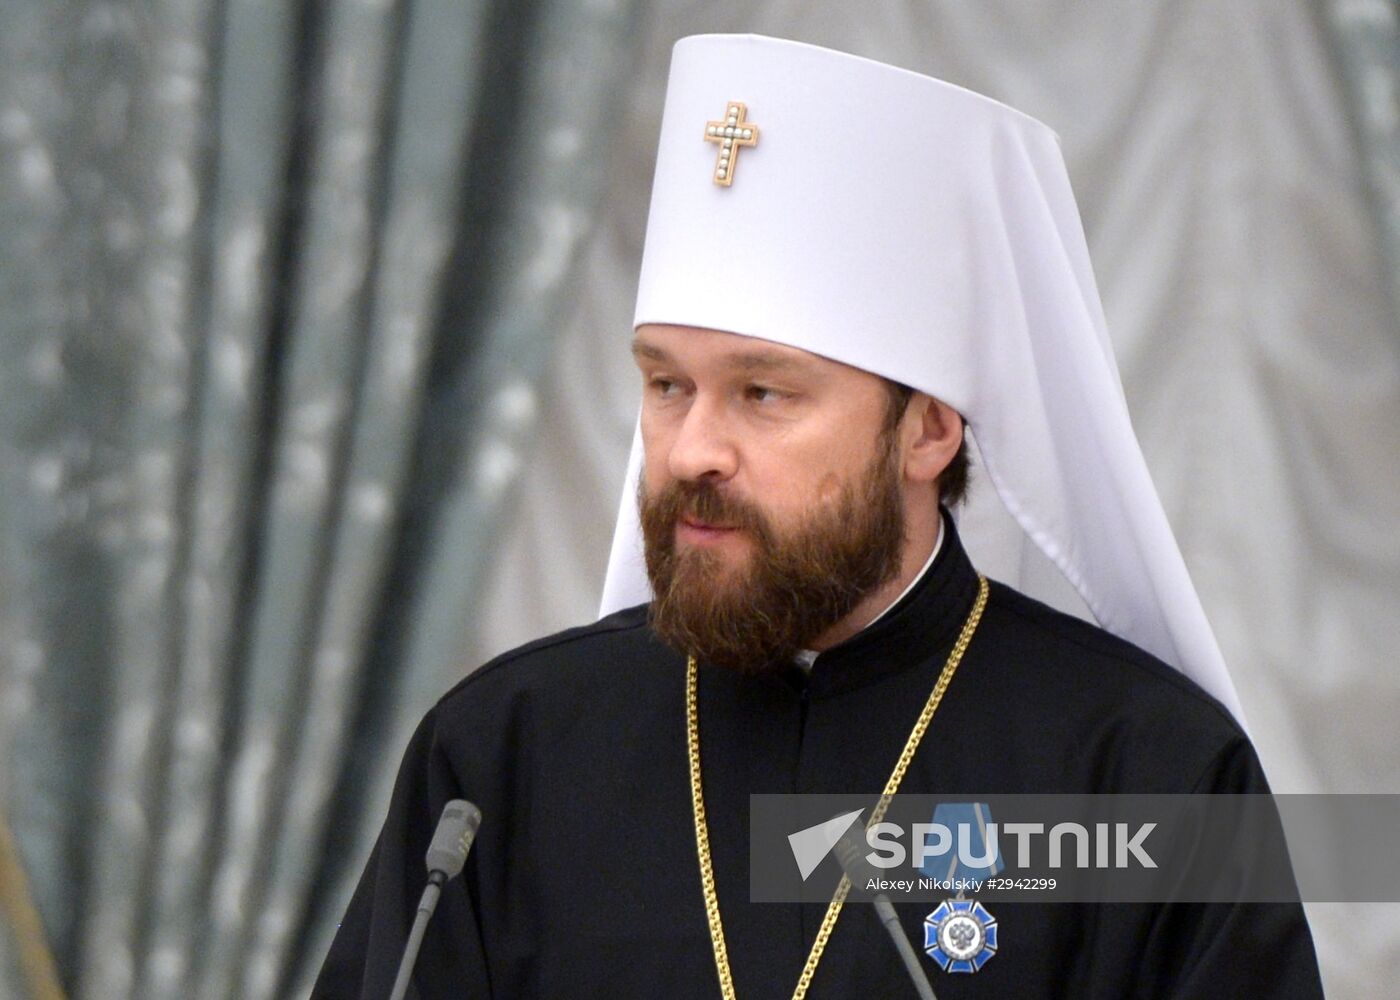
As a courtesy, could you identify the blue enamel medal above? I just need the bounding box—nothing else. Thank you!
[923,898,998,973]
[920,802,1001,973]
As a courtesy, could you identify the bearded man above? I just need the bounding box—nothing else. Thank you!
[638,345,943,674]
[314,35,1323,999]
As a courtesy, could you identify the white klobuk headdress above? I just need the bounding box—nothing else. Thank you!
[600,34,1245,726]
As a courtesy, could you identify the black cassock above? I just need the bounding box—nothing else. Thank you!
[313,515,1323,998]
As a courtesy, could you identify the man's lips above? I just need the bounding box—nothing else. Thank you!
[677,516,742,543]
[682,516,733,530]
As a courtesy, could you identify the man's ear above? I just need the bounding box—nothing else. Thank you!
[901,393,963,484]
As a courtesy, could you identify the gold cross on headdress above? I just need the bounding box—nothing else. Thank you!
[704,102,759,187]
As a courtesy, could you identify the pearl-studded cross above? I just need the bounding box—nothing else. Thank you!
[704,102,759,187]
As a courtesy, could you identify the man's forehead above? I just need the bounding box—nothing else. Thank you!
[631,323,852,375]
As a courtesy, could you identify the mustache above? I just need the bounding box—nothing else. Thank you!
[642,479,773,539]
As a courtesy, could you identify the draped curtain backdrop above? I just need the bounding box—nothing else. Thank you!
[0,2,1396,999]
[0,0,644,997]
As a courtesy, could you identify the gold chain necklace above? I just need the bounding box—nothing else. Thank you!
[686,574,989,1000]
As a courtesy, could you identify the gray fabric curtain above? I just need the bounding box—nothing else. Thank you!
[0,2,640,998]
[1328,0,1400,318]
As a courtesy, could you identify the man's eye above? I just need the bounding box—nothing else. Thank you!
[746,385,783,402]
[650,378,679,397]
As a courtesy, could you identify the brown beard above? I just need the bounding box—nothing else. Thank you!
[640,441,906,673]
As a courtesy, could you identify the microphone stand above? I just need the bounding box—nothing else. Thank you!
[389,799,482,1000]
[833,820,939,1000]
[390,870,450,1000]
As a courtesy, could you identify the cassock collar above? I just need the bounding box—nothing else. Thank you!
[794,518,943,672]
[795,507,980,701]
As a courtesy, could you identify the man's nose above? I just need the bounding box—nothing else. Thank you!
[666,397,738,482]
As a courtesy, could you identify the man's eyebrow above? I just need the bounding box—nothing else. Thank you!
[730,352,807,374]
[630,339,811,374]
[630,339,669,362]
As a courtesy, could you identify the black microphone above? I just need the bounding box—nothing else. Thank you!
[832,819,939,1000]
[389,799,483,1000]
